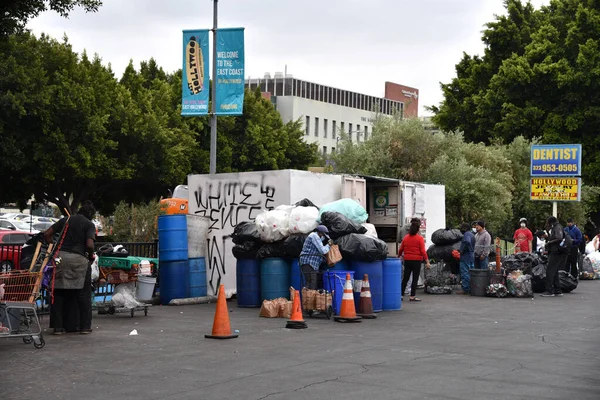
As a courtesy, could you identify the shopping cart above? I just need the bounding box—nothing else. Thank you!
[0,269,46,349]
[299,265,334,319]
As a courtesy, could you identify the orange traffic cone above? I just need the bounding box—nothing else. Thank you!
[286,290,307,329]
[334,273,362,323]
[357,274,376,319]
[205,284,239,339]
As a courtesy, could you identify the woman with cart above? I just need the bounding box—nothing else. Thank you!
[44,201,96,335]
[299,225,332,290]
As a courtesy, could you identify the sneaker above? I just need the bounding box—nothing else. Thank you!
[540,292,556,297]
[79,329,93,335]
[554,292,563,297]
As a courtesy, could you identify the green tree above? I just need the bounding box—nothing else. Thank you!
[0,0,102,36]
[431,0,600,185]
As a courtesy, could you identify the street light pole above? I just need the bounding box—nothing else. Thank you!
[209,0,218,175]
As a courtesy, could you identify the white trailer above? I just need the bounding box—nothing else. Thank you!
[187,170,445,297]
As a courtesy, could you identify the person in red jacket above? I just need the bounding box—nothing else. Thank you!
[398,218,431,302]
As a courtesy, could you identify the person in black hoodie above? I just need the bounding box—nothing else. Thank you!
[541,216,566,297]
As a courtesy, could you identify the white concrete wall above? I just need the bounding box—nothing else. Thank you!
[276,96,376,153]
[289,170,343,207]
[187,170,292,297]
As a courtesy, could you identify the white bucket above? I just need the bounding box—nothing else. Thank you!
[136,276,157,301]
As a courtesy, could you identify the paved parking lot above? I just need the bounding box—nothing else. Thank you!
[2,281,600,400]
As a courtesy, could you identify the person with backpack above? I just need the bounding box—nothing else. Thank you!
[564,218,583,277]
[541,216,568,297]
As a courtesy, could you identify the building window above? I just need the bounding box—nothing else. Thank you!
[315,117,319,137]
[305,116,310,135]
[324,119,328,138]
[340,122,345,137]
[349,123,353,142]
[364,126,369,140]
[357,125,361,141]
[332,147,336,153]
[323,146,327,154]
[332,120,337,139]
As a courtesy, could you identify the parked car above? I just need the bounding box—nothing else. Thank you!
[32,222,53,231]
[0,219,40,234]
[0,230,33,272]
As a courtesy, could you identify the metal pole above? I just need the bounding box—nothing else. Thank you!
[209,0,218,175]
[552,201,557,218]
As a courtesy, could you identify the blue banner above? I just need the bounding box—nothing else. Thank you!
[531,144,582,176]
[182,30,210,116]
[216,28,245,115]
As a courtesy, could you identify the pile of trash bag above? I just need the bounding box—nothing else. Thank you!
[320,211,367,240]
[486,283,508,298]
[231,221,261,244]
[319,198,368,225]
[559,270,578,293]
[579,256,597,280]
[232,241,262,260]
[255,205,295,242]
[281,234,308,258]
[501,252,541,275]
[506,270,533,298]
[431,228,463,245]
[335,233,388,262]
[427,242,461,263]
[424,263,457,294]
[256,240,287,259]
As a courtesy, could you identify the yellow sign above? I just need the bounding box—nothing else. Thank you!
[530,177,581,202]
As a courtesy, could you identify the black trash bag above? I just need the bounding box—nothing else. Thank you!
[320,211,367,240]
[256,240,287,259]
[431,228,463,245]
[232,241,261,259]
[559,270,578,293]
[531,263,547,293]
[282,234,308,258]
[335,233,388,262]
[426,242,461,263]
[231,221,261,245]
[501,252,540,275]
[294,198,319,209]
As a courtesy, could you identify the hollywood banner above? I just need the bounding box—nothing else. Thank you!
[181,30,210,116]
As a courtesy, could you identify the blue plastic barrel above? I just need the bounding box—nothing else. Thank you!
[159,260,190,305]
[188,257,207,298]
[158,215,188,262]
[260,258,291,301]
[383,257,403,311]
[329,259,350,271]
[291,259,302,291]
[323,270,354,316]
[351,260,383,312]
[236,259,261,308]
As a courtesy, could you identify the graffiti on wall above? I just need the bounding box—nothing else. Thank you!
[193,175,277,293]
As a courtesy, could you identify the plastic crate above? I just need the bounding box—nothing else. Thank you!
[98,256,140,270]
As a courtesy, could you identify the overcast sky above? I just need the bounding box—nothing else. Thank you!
[27,0,548,116]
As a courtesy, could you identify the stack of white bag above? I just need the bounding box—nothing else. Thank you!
[256,205,319,242]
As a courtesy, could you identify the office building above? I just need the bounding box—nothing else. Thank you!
[246,73,419,155]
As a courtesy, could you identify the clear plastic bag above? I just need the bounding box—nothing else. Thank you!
[111,283,143,308]
[506,271,533,298]
[288,206,319,234]
[91,254,99,282]
[486,283,508,298]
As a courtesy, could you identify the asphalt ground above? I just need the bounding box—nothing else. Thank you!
[2,281,600,400]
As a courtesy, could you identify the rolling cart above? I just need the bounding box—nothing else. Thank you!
[96,264,151,318]
[299,266,334,319]
[0,270,46,349]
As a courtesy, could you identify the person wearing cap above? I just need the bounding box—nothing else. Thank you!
[564,218,583,277]
[513,218,533,254]
[474,220,491,270]
[299,225,332,289]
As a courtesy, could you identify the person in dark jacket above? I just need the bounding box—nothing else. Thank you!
[541,216,567,297]
[457,223,475,295]
[44,201,97,334]
[564,218,583,277]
